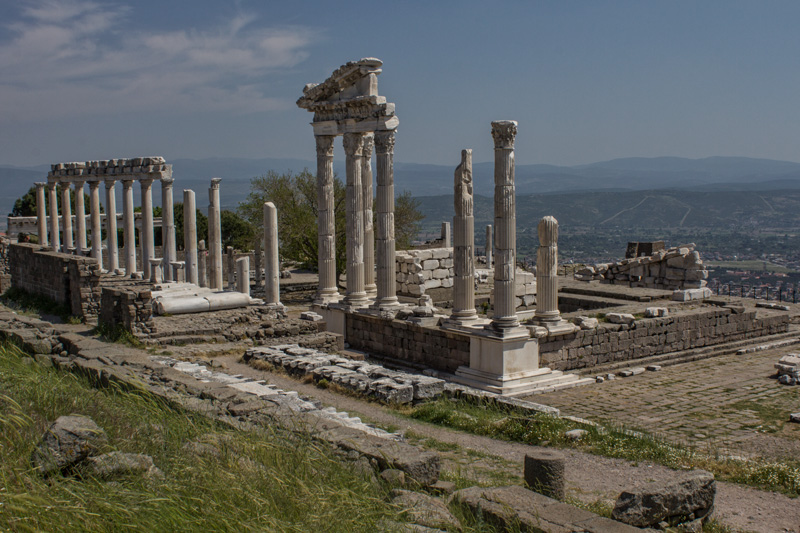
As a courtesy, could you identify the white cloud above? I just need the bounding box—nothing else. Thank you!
[0,0,317,120]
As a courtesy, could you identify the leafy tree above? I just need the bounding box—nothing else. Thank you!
[238,169,425,274]
[172,202,209,251]
[221,210,256,250]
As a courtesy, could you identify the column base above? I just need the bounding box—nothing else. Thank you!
[314,290,342,305]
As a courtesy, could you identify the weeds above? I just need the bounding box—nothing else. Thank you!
[92,322,144,348]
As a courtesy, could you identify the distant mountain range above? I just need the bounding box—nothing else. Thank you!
[4,155,800,230]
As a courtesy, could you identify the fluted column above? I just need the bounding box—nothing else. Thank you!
[122,180,136,276]
[264,201,280,305]
[485,225,493,267]
[208,178,223,289]
[490,120,520,332]
[61,185,73,253]
[315,135,339,303]
[89,180,102,268]
[343,132,367,306]
[183,189,198,285]
[451,149,478,324]
[535,216,562,323]
[361,133,376,297]
[47,182,60,251]
[35,182,48,247]
[372,130,399,309]
[104,179,119,272]
[161,177,176,281]
[74,180,87,254]
[140,178,155,279]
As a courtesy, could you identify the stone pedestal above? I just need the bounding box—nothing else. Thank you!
[89,181,102,268]
[183,189,198,285]
[264,201,280,305]
[140,178,155,279]
[122,180,136,276]
[35,182,48,247]
[150,258,163,283]
[104,179,119,273]
[343,132,368,307]
[48,182,60,252]
[315,135,339,303]
[161,177,176,281]
[61,185,73,253]
[74,180,87,254]
[371,130,399,310]
[208,178,223,289]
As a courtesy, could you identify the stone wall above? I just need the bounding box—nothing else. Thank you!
[346,312,470,373]
[395,248,454,297]
[8,243,102,318]
[540,306,789,371]
[0,237,11,293]
[99,286,154,334]
[576,244,708,290]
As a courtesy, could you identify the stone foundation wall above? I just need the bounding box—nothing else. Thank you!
[0,237,11,293]
[540,306,790,371]
[346,312,470,373]
[395,248,454,297]
[99,286,154,334]
[8,243,102,318]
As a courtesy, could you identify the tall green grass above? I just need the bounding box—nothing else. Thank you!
[0,342,404,532]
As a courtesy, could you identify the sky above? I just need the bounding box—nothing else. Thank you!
[1,0,799,168]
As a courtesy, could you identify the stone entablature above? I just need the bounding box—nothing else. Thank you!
[47,157,171,181]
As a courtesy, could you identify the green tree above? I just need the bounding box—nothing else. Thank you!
[221,210,256,250]
[394,190,425,250]
[172,202,209,251]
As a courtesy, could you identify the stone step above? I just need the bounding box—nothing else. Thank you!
[580,329,800,377]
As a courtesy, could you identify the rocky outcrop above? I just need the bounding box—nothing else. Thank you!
[31,415,108,476]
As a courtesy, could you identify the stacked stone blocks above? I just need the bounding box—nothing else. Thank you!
[395,248,455,296]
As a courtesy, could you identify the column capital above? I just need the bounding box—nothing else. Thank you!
[374,130,396,154]
[361,132,374,159]
[88,180,101,190]
[35,182,46,188]
[210,177,222,189]
[47,181,58,190]
[122,178,134,187]
[491,120,518,150]
[343,132,365,157]
[161,176,175,186]
[104,177,117,188]
[140,177,154,187]
[315,135,335,157]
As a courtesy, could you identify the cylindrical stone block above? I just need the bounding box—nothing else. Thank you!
[48,182,60,252]
[140,178,155,278]
[89,181,102,269]
[535,216,561,322]
[362,133,376,297]
[524,450,566,500]
[315,135,339,303]
[74,180,87,254]
[183,189,198,285]
[486,225,493,267]
[61,185,73,253]
[372,130,399,310]
[264,201,280,305]
[35,182,48,247]
[198,240,207,287]
[208,178,223,289]
[105,179,119,272]
[236,256,250,296]
[343,132,367,306]
[161,177,176,281]
[226,246,235,289]
[122,180,136,276]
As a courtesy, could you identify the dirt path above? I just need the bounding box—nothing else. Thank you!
[207,353,799,533]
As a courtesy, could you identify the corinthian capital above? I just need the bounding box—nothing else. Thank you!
[491,120,518,150]
[343,132,365,156]
[374,130,396,154]
[315,135,335,157]
[362,132,374,159]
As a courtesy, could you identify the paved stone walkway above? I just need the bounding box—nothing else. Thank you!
[528,347,800,460]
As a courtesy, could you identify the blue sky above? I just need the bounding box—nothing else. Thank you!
[1,0,799,167]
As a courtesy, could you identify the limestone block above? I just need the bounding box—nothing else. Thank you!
[572,316,599,329]
[432,268,449,279]
[665,267,685,280]
[408,284,424,295]
[441,278,453,288]
[430,248,451,259]
[439,258,453,268]
[645,307,668,318]
[424,279,442,290]
[685,269,708,281]
[672,288,711,301]
[607,313,635,325]
[413,250,432,261]
[422,259,439,270]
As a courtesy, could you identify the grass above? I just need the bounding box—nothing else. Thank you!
[405,396,800,497]
[0,341,403,532]
[0,286,82,324]
[92,322,145,348]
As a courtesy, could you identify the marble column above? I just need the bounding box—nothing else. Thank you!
[314,135,339,303]
[450,149,478,324]
[236,257,250,296]
[161,177,176,282]
[183,190,198,285]
[208,178,223,289]
[485,225,493,267]
[535,216,562,323]
[122,180,136,276]
[441,222,451,248]
[140,178,155,279]
[61,184,73,253]
[74,180,87,255]
[254,238,262,285]
[264,201,280,305]
[47,182,60,252]
[35,182,48,247]
[198,240,207,287]
[372,130,399,310]
[343,132,367,306]
[89,180,102,269]
[361,133,376,297]
[490,120,520,332]
[104,179,119,273]
[226,246,235,289]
